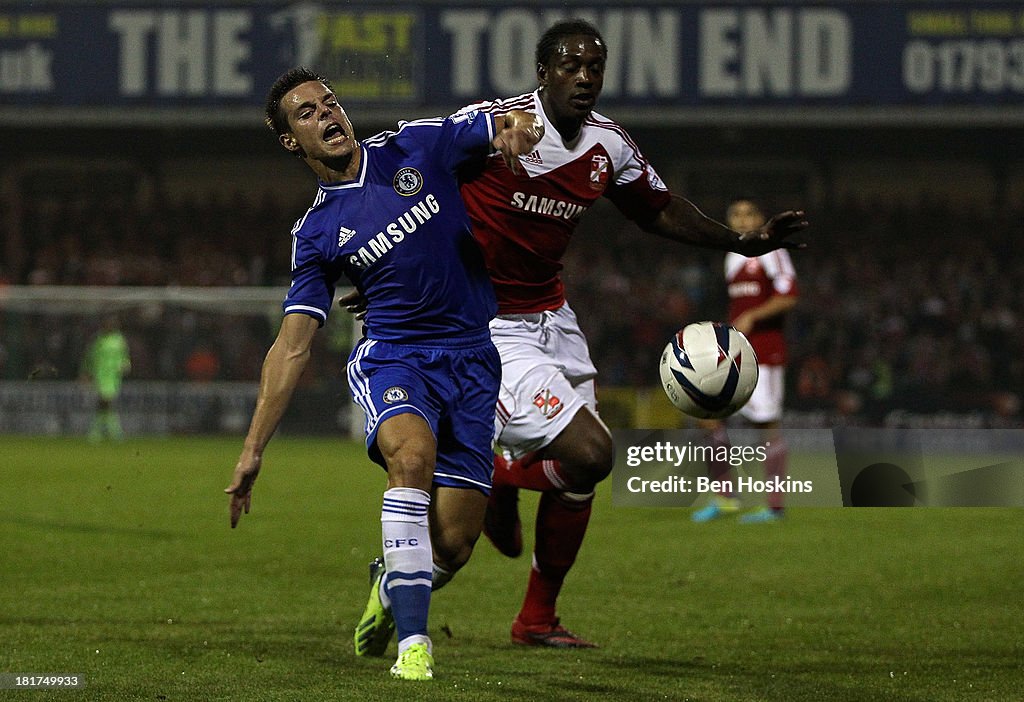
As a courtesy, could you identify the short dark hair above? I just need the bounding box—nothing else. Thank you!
[535,19,607,67]
[265,67,333,134]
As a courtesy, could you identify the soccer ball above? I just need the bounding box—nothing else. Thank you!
[659,321,759,419]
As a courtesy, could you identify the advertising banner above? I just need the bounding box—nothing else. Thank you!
[1,3,1023,115]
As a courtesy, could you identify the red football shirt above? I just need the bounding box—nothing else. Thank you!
[458,91,671,314]
[724,250,798,366]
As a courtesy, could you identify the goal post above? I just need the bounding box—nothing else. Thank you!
[0,285,364,438]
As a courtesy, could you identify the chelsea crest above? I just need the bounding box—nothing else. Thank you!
[383,386,409,404]
[393,167,423,196]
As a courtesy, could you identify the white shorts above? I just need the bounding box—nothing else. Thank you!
[490,303,598,459]
[738,365,785,423]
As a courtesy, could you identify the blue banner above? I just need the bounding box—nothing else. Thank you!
[1,3,1023,110]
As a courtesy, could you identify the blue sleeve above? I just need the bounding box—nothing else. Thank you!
[282,231,333,326]
[443,110,497,171]
[399,112,496,174]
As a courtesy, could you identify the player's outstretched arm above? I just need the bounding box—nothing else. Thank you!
[225,313,319,528]
[492,110,544,175]
[646,195,808,255]
[738,209,809,256]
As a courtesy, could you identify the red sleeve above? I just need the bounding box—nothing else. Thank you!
[605,172,672,226]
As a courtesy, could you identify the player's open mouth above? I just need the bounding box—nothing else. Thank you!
[323,123,347,144]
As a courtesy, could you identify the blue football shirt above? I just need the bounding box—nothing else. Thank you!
[283,111,499,343]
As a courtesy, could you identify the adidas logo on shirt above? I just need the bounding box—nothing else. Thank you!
[521,150,543,165]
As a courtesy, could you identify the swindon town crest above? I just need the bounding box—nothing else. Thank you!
[589,154,609,191]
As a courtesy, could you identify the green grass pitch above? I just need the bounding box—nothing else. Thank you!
[1,436,1021,701]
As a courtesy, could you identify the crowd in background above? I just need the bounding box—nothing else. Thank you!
[4,191,295,288]
[1,184,1021,426]
[562,195,1023,424]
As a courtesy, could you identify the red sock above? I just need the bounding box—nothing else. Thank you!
[764,438,788,511]
[707,425,735,497]
[493,452,571,492]
[517,490,593,627]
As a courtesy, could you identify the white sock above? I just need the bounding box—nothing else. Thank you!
[380,487,432,649]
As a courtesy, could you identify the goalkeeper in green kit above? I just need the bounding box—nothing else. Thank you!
[81,316,131,442]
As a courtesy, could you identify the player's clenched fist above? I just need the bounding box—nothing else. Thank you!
[493,110,544,175]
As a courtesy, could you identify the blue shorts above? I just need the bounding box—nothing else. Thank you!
[346,334,500,494]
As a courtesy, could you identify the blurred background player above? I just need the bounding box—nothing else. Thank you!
[224,67,542,681]
[454,20,808,647]
[692,197,800,524]
[80,315,131,442]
